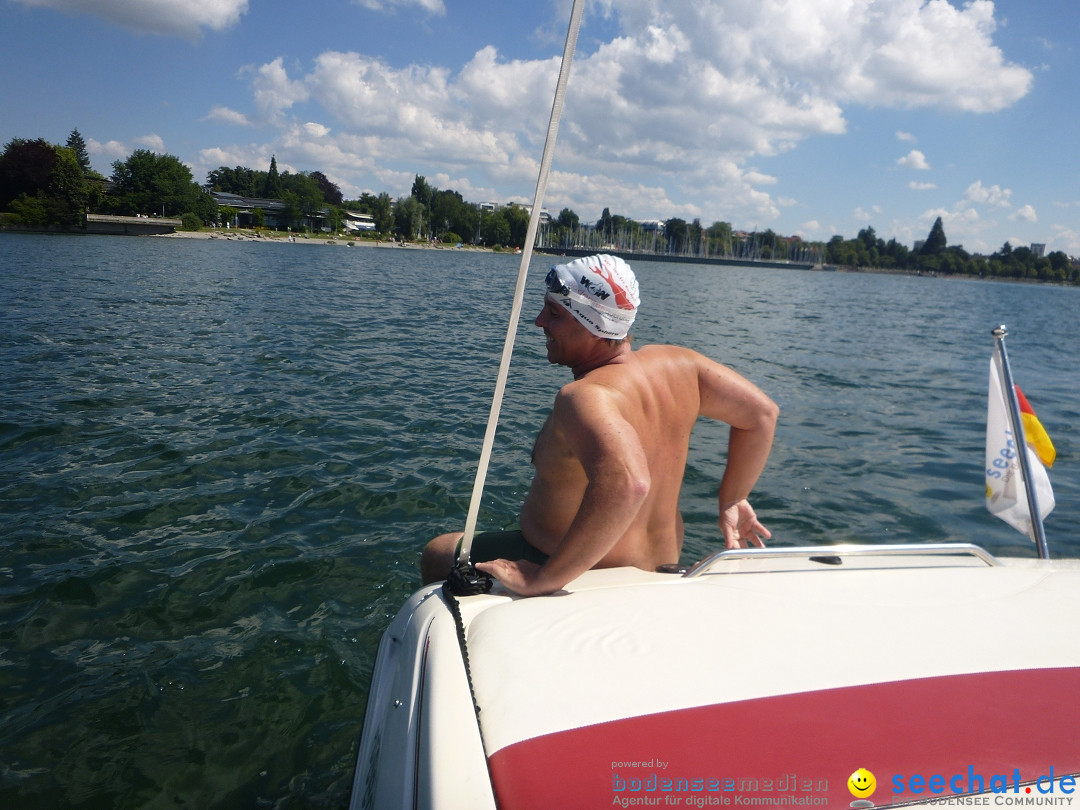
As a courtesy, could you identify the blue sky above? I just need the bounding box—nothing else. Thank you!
[3,0,1078,255]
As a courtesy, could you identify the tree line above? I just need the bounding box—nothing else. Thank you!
[0,130,218,230]
[1,129,1076,283]
[826,220,1078,284]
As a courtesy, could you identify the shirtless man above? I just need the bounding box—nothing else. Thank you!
[421,254,778,596]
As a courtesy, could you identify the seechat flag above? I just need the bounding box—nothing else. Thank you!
[986,352,1055,538]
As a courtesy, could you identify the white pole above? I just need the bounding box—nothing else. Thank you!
[456,0,586,565]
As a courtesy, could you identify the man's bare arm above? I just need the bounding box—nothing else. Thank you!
[476,384,649,595]
[696,356,779,548]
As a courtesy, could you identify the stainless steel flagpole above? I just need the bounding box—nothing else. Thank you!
[992,326,1050,559]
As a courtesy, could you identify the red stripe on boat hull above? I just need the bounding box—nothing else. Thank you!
[487,667,1080,808]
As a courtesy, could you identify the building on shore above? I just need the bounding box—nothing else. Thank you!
[210,191,333,232]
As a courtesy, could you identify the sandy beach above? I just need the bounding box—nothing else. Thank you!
[157,229,501,252]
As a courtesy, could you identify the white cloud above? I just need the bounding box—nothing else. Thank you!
[1009,204,1037,223]
[204,106,252,127]
[13,0,248,39]
[352,0,445,13]
[133,133,166,151]
[965,180,1011,207]
[87,138,130,163]
[896,131,916,142]
[205,0,1033,222]
[249,58,311,122]
[909,181,936,191]
[303,122,332,138]
[923,205,981,232]
[897,150,930,170]
[1050,226,1080,257]
[87,134,166,162]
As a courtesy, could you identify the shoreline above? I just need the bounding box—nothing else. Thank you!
[155,229,502,252]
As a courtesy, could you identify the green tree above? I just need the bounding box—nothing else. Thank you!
[557,208,579,231]
[664,218,689,254]
[0,138,94,228]
[706,221,733,256]
[372,192,394,234]
[208,165,262,197]
[48,146,89,227]
[597,207,614,243]
[1048,250,1070,283]
[8,194,50,227]
[310,171,342,207]
[394,195,424,240]
[480,209,511,246]
[503,204,530,247]
[107,149,206,218]
[921,217,947,256]
[65,129,92,175]
[410,175,435,238]
[280,193,303,230]
[282,172,327,229]
[0,138,57,210]
[431,188,476,243]
[264,155,284,199]
[219,205,238,227]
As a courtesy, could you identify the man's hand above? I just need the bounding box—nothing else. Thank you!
[474,559,555,597]
[719,499,770,549]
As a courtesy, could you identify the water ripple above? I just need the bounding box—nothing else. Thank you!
[1,235,1078,807]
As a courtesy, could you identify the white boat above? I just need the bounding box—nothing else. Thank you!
[350,543,1080,809]
[349,3,1078,805]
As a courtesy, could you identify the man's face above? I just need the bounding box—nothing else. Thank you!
[535,297,592,366]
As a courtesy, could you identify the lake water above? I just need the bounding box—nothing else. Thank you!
[1,233,1077,808]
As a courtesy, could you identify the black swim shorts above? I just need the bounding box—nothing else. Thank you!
[455,529,549,565]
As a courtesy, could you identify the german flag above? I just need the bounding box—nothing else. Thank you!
[1015,386,1056,468]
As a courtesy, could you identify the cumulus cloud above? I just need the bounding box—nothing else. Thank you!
[1010,204,1037,223]
[249,58,310,122]
[965,181,1011,207]
[1050,226,1080,256]
[13,0,248,39]
[87,138,131,163]
[897,150,930,170]
[204,106,252,127]
[352,0,445,13]
[303,122,332,138]
[206,0,1033,222]
[86,134,168,168]
[896,131,917,142]
[923,205,981,233]
[133,133,167,151]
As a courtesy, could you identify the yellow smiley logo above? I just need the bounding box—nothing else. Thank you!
[848,768,877,798]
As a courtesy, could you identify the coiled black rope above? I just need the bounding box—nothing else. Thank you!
[442,562,492,725]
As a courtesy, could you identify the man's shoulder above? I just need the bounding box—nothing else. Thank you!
[634,343,711,372]
[635,343,700,360]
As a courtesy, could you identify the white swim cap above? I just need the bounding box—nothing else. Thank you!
[544,254,640,339]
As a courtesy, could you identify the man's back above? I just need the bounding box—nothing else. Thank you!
[520,343,768,571]
[429,254,777,596]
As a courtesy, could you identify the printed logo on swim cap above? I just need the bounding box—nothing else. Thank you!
[546,255,639,339]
